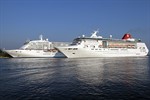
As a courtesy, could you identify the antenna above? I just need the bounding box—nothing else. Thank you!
[90,29,99,38]
[90,29,103,38]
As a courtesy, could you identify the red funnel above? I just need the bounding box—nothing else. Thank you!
[122,33,132,39]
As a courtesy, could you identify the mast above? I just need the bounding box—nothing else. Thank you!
[39,34,43,41]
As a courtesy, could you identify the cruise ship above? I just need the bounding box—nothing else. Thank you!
[4,35,69,58]
[56,30,149,58]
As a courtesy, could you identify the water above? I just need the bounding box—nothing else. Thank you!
[0,57,150,100]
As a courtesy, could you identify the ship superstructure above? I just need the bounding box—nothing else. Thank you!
[57,30,149,58]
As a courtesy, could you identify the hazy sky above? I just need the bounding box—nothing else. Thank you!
[0,0,150,49]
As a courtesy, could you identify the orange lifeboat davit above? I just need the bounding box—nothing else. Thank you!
[122,33,132,40]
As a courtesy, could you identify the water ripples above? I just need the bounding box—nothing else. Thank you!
[0,57,150,100]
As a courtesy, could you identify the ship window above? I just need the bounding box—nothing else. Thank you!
[73,48,78,50]
[99,45,102,48]
[68,48,72,50]
[103,41,108,48]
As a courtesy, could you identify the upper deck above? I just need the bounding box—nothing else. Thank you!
[72,30,141,45]
[71,30,142,49]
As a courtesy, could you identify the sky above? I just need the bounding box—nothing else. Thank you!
[0,0,150,50]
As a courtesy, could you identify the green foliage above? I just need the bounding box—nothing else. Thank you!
[0,49,12,58]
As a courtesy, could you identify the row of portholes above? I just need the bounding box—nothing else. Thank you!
[68,48,78,50]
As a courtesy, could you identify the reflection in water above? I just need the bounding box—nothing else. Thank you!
[71,57,149,86]
[73,58,104,85]
[0,57,150,100]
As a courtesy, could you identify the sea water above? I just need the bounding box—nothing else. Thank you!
[0,57,150,100]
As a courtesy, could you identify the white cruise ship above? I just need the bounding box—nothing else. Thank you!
[56,30,149,58]
[4,35,69,58]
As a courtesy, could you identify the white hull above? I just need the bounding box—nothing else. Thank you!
[57,43,149,58]
[4,50,66,58]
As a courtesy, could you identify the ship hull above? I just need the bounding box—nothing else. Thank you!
[4,50,66,58]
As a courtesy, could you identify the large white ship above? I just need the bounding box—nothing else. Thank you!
[4,35,69,58]
[57,30,149,58]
